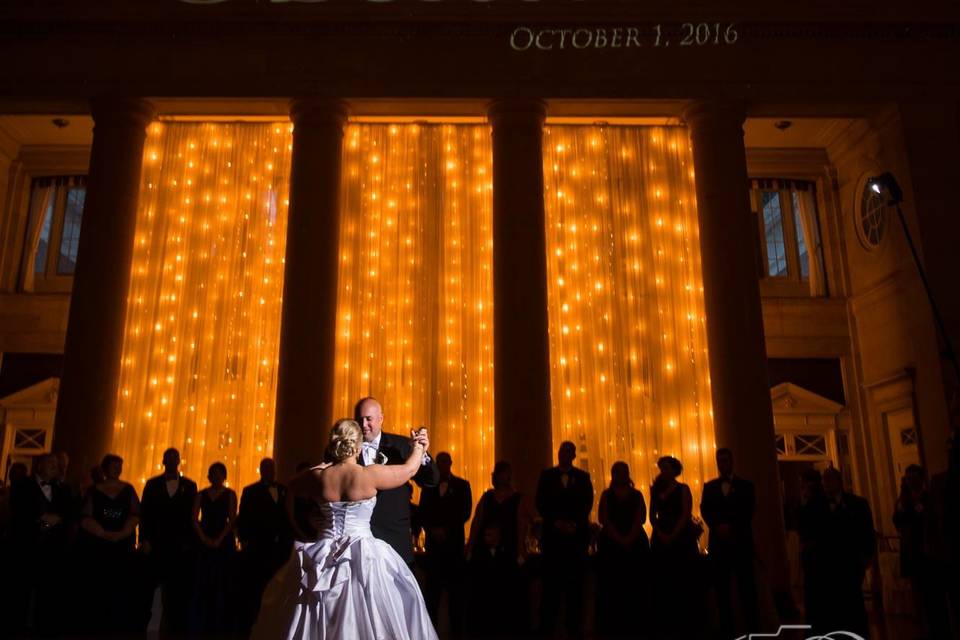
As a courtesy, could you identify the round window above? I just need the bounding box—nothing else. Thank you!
[857,177,888,249]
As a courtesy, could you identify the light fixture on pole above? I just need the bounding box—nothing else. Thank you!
[867,172,960,383]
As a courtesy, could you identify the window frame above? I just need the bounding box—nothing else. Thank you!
[749,177,827,298]
[23,175,87,293]
[1,146,90,294]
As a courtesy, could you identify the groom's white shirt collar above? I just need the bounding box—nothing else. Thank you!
[361,432,383,465]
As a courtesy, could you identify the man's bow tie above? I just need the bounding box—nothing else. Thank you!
[362,442,378,452]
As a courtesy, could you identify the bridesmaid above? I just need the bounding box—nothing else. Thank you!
[190,461,239,634]
[78,454,144,633]
[597,461,650,639]
[465,461,533,637]
[649,455,706,639]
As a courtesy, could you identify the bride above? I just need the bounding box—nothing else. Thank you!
[252,419,438,640]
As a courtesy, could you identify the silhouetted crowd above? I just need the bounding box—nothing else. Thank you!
[1,437,959,639]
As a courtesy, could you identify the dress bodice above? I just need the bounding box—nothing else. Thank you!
[315,496,376,539]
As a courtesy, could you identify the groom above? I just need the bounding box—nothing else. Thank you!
[354,396,440,565]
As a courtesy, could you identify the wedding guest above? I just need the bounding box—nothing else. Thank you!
[801,467,875,637]
[78,454,145,633]
[190,461,238,633]
[140,447,198,633]
[418,451,472,634]
[467,460,532,637]
[536,441,593,640]
[9,453,75,635]
[597,461,650,639]
[701,448,757,636]
[894,464,951,639]
[237,457,292,633]
[649,455,704,639]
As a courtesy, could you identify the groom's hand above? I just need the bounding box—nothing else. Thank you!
[410,427,430,452]
[418,428,430,452]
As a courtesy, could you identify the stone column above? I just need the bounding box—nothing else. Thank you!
[273,99,348,481]
[488,99,554,497]
[683,101,793,614]
[53,97,156,481]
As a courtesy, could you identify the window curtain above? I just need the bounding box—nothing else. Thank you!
[21,179,55,291]
[542,125,716,510]
[113,122,292,490]
[333,123,494,500]
[793,186,827,296]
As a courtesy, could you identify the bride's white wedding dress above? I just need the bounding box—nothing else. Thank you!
[251,496,438,640]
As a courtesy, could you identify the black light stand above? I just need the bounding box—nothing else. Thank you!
[868,172,960,385]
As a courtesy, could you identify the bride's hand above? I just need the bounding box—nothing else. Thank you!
[410,427,430,452]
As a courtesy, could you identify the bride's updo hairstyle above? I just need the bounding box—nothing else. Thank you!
[328,419,362,462]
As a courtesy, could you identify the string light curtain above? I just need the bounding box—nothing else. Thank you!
[114,122,292,490]
[542,125,716,510]
[334,123,494,499]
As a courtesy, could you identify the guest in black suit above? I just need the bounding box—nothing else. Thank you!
[354,396,440,565]
[140,447,199,634]
[9,453,75,635]
[701,448,757,637]
[535,441,593,640]
[419,451,472,634]
[801,467,875,638]
[238,457,293,632]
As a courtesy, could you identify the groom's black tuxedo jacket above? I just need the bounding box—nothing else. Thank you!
[365,431,439,564]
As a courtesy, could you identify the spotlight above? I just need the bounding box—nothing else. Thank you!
[867,172,903,205]
[866,171,960,383]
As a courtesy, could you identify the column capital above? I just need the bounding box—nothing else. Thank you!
[682,100,747,134]
[289,98,349,130]
[89,97,156,130]
[487,98,547,128]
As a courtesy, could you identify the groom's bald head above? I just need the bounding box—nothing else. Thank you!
[355,397,384,442]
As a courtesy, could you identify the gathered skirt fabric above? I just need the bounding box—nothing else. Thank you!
[252,534,438,640]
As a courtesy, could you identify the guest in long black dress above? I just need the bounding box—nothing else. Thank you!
[597,461,650,639]
[467,460,533,637]
[649,455,704,640]
[191,461,238,634]
[78,454,146,633]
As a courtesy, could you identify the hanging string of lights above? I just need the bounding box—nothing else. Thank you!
[542,125,716,512]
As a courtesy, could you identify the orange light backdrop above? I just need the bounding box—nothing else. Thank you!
[114,122,292,490]
[333,123,495,498]
[542,125,716,510]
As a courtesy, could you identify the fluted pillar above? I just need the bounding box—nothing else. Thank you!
[53,97,156,481]
[273,99,348,481]
[488,99,554,497]
[683,101,793,615]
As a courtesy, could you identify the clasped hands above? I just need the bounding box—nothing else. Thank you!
[410,427,430,452]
